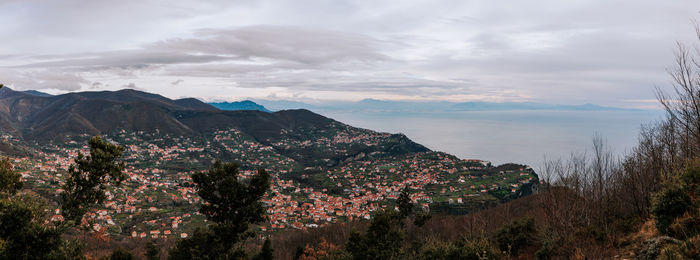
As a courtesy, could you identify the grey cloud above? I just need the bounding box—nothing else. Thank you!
[123,83,146,91]
[17,50,229,69]
[171,79,184,86]
[15,25,388,71]
[151,25,389,65]
[1,0,699,107]
[0,68,87,91]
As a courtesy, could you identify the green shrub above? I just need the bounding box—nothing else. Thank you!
[652,186,691,234]
[107,248,133,260]
[573,226,607,242]
[416,239,500,260]
[680,163,700,187]
[535,239,558,260]
[346,209,405,260]
[668,211,700,239]
[495,217,536,255]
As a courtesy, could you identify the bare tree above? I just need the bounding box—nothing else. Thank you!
[656,22,700,159]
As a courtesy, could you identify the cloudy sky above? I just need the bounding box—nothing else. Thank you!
[0,0,698,108]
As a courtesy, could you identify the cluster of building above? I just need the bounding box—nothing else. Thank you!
[9,127,537,239]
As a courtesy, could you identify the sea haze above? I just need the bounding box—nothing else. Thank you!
[317,110,665,168]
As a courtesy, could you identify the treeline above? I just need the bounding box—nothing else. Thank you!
[531,23,700,258]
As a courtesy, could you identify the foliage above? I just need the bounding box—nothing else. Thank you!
[668,211,700,239]
[169,227,237,260]
[252,239,273,260]
[61,135,126,224]
[169,161,270,259]
[494,217,536,255]
[532,227,560,260]
[107,248,134,260]
[658,234,700,260]
[397,187,412,219]
[535,236,559,260]
[345,186,442,259]
[194,161,269,227]
[0,197,64,259]
[295,238,348,260]
[0,158,22,196]
[652,177,692,234]
[145,241,160,260]
[414,239,500,260]
[0,160,84,259]
[346,209,405,260]
[413,211,432,227]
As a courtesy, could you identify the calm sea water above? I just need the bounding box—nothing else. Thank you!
[319,110,665,169]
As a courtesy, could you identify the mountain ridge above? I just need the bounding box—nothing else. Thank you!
[209,100,271,112]
[0,87,429,167]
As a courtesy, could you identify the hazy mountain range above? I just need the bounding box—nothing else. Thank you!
[15,90,635,114]
[210,98,639,113]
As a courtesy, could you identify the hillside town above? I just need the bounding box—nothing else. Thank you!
[10,127,537,240]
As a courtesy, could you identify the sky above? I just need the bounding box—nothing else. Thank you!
[0,0,699,108]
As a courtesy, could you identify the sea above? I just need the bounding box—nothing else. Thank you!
[318,110,666,170]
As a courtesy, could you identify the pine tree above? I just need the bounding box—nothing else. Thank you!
[61,135,126,225]
[145,241,160,260]
[169,161,270,259]
[108,248,134,260]
[397,187,412,220]
[0,158,21,196]
[0,157,84,259]
[253,239,273,260]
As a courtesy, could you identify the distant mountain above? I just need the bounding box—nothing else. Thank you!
[253,100,320,111]
[209,100,271,112]
[21,90,53,97]
[250,99,638,112]
[448,101,631,111]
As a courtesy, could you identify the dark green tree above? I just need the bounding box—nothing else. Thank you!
[413,211,432,227]
[346,209,406,260]
[145,241,160,260]
[495,217,536,256]
[0,158,84,259]
[652,186,690,234]
[651,163,700,234]
[0,158,21,196]
[414,238,500,260]
[169,161,270,259]
[252,239,273,260]
[397,187,412,219]
[346,186,435,259]
[107,248,133,260]
[397,186,431,227]
[293,246,304,260]
[1,136,127,258]
[61,135,126,224]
